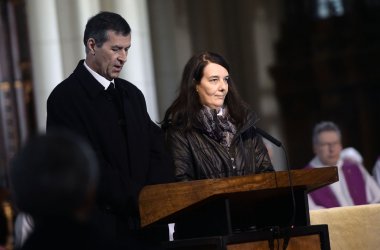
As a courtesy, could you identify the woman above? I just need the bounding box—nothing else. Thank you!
[162,51,274,182]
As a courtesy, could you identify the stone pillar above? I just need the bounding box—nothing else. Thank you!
[55,0,100,76]
[148,0,193,119]
[251,0,285,169]
[26,0,64,131]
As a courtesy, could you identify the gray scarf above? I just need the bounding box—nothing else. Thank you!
[198,106,236,148]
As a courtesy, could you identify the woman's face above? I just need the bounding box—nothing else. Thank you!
[197,63,229,110]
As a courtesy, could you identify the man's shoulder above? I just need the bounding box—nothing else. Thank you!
[304,156,328,169]
[53,62,84,88]
[117,79,140,91]
[49,74,81,98]
[116,79,145,100]
[304,164,314,169]
[50,62,99,97]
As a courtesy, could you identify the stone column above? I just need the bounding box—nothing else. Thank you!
[26,0,64,131]
[55,0,100,76]
[148,0,193,119]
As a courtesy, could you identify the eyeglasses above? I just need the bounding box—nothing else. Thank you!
[317,141,341,148]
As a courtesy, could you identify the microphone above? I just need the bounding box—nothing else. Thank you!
[254,127,295,250]
[255,127,282,147]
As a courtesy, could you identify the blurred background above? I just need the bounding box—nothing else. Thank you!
[1,0,380,188]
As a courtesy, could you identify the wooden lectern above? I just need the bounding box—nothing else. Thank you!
[139,167,338,250]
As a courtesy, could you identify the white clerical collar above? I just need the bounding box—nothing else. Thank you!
[84,61,114,89]
[310,156,343,168]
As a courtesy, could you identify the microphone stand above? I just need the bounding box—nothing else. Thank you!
[255,127,295,250]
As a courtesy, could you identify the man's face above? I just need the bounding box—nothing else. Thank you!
[90,30,131,80]
[313,131,342,166]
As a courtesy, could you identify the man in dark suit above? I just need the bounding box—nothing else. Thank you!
[46,11,174,249]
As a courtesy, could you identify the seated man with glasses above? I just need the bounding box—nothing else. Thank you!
[305,121,380,210]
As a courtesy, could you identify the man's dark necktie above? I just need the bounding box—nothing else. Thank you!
[106,82,126,127]
[106,82,116,96]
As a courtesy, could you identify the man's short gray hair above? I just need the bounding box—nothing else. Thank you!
[312,121,341,145]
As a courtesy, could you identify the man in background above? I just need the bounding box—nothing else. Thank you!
[305,121,380,209]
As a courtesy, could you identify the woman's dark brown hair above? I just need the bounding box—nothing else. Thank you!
[162,51,250,131]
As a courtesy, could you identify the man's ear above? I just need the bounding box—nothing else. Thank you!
[87,38,96,55]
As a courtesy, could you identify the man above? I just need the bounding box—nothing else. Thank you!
[46,11,174,249]
[10,131,106,250]
[305,121,380,210]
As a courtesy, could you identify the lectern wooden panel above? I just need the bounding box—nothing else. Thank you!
[139,167,338,226]
[139,167,337,248]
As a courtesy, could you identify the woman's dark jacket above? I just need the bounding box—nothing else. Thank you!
[164,112,274,181]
